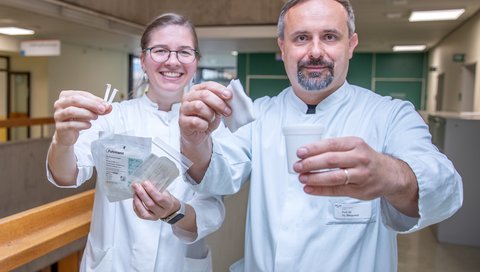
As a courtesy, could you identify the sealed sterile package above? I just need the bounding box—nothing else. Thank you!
[91,133,151,202]
[91,133,193,202]
[130,137,194,192]
[223,79,255,132]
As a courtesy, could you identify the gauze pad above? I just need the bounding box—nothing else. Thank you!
[223,79,255,132]
[130,137,193,193]
[130,154,179,192]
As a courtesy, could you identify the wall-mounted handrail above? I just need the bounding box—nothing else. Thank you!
[0,117,54,138]
[0,189,94,271]
[0,117,54,128]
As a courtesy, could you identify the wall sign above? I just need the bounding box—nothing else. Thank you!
[20,40,61,56]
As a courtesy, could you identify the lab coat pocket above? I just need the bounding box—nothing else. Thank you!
[326,197,378,225]
[183,247,213,272]
[81,236,113,271]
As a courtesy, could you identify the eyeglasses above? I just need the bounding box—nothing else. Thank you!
[143,46,199,64]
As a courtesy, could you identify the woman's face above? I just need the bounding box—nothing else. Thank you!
[141,24,198,104]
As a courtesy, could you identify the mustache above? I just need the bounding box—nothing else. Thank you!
[298,58,334,70]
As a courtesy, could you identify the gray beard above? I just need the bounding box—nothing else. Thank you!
[297,70,333,91]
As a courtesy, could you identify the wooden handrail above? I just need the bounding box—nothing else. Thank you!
[0,189,94,271]
[0,117,54,129]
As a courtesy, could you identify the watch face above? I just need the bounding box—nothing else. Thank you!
[167,213,185,224]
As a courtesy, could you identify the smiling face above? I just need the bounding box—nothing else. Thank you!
[141,24,198,109]
[277,0,358,104]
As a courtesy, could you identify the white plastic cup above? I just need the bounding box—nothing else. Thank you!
[282,124,325,174]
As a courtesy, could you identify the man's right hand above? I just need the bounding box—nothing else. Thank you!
[179,81,232,182]
[179,81,232,146]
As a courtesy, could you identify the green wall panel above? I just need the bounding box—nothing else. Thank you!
[247,53,287,75]
[375,81,422,109]
[347,53,373,89]
[248,77,290,101]
[375,53,425,78]
[237,54,247,87]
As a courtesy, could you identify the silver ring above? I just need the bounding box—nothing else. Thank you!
[343,169,350,185]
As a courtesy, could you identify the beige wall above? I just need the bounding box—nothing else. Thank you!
[0,35,19,52]
[47,43,129,111]
[427,11,480,112]
[207,184,248,272]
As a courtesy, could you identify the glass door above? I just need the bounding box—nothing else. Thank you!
[0,56,8,142]
[8,72,31,141]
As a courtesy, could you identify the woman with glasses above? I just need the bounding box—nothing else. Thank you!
[46,13,224,272]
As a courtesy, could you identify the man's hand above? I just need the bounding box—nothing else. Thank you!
[179,81,232,145]
[294,136,419,217]
[179,81,232,182]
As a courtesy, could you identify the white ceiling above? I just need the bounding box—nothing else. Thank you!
[0,0,479,56]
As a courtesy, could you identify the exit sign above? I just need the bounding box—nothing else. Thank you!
[452,53,465,62]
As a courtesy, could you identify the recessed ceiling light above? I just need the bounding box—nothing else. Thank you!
[392,0,408,6]
[393,45,426,52]
[386,12,403,19]
[0,27,35,35]
[409,9,465,22]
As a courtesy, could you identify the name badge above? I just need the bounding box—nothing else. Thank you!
[334,202,372,220]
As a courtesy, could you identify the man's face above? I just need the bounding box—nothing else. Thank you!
[278,0,358,97]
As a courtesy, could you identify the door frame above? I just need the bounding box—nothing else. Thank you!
[8,71,31,140]
[0,56,10,142]
[436,73,445,112]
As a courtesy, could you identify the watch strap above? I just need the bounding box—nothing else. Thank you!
[161,200,185,224]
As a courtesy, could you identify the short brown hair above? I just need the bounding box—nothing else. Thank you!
[277,0,356,40]
[140,13,200,53]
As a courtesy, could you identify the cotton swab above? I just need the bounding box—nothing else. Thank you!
[104,83,112,101]
[103,83,118,104]
[108,88,118,104]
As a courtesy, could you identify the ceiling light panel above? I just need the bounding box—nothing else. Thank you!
[0,27,35,35]
[409,9,465,22]
[392,45,426,52]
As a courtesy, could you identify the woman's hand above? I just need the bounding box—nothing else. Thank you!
[52,90,111,147]
[132,181,180,221]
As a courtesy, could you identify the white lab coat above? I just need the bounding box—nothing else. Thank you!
[194,82,463,271]
[47,95,224,272]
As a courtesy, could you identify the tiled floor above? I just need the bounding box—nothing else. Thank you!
[398,227,480,272]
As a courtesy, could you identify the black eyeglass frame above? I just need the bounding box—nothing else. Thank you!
[143,46,200,64]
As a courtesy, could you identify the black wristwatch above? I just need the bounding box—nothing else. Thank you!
[161,200,185,224]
